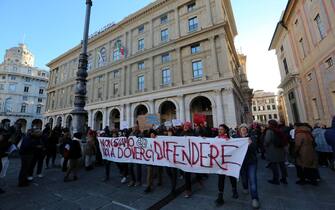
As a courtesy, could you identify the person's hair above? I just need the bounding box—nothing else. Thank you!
[219,124,230,137]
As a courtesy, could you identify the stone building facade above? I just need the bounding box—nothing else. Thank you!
[251,90,279,124]
[45,0,252,130]
[0,44,49,132]
[270,0,335,126]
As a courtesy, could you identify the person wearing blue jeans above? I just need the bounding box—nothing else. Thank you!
[236,124,260,209]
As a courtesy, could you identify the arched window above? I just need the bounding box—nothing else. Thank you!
[87,53,93,71]
[4,98,12,112]
[112,40,125,61]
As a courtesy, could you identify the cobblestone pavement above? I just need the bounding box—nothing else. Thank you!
[0,157,334,210]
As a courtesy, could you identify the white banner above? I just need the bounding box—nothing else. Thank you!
[98,136,249,178]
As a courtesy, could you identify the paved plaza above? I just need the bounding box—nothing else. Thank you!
[0,157,335,210]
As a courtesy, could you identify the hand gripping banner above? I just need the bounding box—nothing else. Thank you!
[98,136,249,178]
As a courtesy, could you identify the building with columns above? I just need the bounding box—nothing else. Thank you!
[269,0,335,126]
[45,0,252,130]
[0,44,49,132]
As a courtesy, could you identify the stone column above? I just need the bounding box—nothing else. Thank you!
[174,8,180,38]
[210,36,219,78]
[102,108,108,128]
[126,103,132,127]
[148,100,155,114]
[178,95,185,122]
[149,20,154,48]
[215,89,224,126]
[222,88,237,128]
[150,57,155,91]
[205,0,213,27]
[129,30,133,56]
[219,34,232,77]
[127,64,132,95]
[176,47,183,86]
[90,78,95,102]
[121,66,126,96]
[104,73,109,100]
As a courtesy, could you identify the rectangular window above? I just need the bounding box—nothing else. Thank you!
[1,76,5,80]
[97,87,103,99]
[21,104,26,113]
[192,60,203,79]
[113,70,120,78]
[24,86,29,93]
[283,58,289,74]
[271,98,275,103]
[314,14,326,39]
[191,43,200,54]
[27,68,32,74]
[138,75,145,91]
[269,114,272,119]
[38,98,43,103]
[312,98,320,120]
[253,106,256,111]
[272,104,276,110]
[188,17,198,32]
[23,96,28,101]
[0,84,4,90]
[187,2,196,12]
[39,89,44,94]
[274,114,278,119]
[160,15,168,24]
[138,62,145,70]
[138,39,144,51]
[10,75,16,80]
[325,57,333,69]
[162,68,171,85]
[113,49,121,61]
[299,38,306,58]
[280,45,284,52]
[113,83,119,95]
[25,77,31,82]
[161,53,171,63]
[267,105,271,110]
[138,25,144,34]
[36,106,41,114]
[161,29,169,42]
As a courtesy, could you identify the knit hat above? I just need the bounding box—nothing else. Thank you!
[239,123,248,130]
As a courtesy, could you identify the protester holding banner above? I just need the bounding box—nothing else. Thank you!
[215,124,238,206]
[144,129,163,193]
[129,126,143,187]
[165,128,178,195]
[236,124,260,209]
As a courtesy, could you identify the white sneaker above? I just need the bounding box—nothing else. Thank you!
[252,199,260,209]
[27,176,34,181]
[121,177,127,184]
[37,174,44,178]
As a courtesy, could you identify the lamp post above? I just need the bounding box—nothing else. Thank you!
[71,0,92,135]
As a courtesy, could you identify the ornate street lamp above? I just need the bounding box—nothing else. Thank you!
[71,0,92,135]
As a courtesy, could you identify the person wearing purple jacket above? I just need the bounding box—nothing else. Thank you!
[325,116,335,170]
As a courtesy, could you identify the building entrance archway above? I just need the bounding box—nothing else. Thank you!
[190,96,213,128]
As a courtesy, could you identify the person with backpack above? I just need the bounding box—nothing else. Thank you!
[264,120,288,185]
[295,123,319,185]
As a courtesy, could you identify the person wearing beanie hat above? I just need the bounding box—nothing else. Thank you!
[236,124,260,209]
[64,132,82,182]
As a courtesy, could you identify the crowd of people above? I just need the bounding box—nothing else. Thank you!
[0,116,335,209]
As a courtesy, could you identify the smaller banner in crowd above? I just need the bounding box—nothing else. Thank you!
[98,136,249,178]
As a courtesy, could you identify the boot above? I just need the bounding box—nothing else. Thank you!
[215,192,224,206]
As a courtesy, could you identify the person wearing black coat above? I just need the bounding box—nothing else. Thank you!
[18,130,34,187]
[28,129,46,180]
[64,132,82,182]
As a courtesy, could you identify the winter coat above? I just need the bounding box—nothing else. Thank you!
[264,129,286,163]
[295,126,318,169]
[84,137,97,156]
[325,116,335,151]
[68,138,82,159]
[312,128,332,153]
[234,134,258,166]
